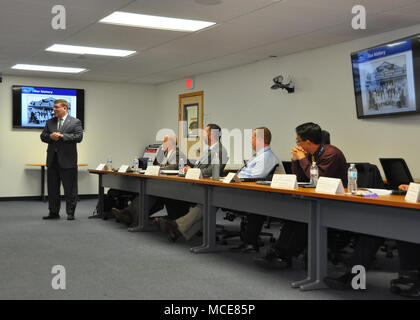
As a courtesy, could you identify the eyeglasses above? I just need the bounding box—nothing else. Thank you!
[53,105,64,109]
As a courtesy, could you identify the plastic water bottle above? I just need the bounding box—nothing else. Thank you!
[133,158,139,173]
[178,158,185,176]
[147,158,154,167]
[106,156,112,171]
[310,161,319,186]
[212,151,220,181]
[348,163,358,194]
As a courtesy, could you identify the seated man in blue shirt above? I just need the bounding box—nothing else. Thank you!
[237,127,280,179]
[161,127,279,242]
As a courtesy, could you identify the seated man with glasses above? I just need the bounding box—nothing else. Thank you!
[256,122,348,268]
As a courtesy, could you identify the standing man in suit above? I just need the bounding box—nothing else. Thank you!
[40,99,83,221]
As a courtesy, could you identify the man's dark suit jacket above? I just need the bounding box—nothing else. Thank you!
[196,142,228,178]
[40,116,83,168]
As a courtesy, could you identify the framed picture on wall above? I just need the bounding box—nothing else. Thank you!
[184,103,199,138]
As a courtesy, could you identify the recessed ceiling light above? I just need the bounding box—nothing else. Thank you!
[99,11,216,32]
[387,42,405,47]
[11,64,86,73]
[46,44,136,57]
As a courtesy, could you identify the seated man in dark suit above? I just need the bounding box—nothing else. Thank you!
[249,123,348,268]
[161,127,279,243]
[112,134,186,229]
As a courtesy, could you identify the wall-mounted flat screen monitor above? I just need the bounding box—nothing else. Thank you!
[351,34,420,119]
[12,85,85,129]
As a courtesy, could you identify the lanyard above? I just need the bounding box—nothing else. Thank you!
[312,144,325,162]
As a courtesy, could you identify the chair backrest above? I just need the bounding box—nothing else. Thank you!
[379,158,413,190]
[265,164,280,181]
[282,161,292,174]
[353,162,385,189]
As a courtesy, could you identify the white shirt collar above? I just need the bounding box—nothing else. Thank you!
[209,141,219,151]
[59,113,68,122]
[166,149,175,161]
[256,146,270,156]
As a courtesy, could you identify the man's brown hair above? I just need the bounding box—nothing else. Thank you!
[254,127,272,145]
[54,99,69,109]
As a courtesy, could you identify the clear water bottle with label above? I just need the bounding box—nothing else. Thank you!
[348,163,358,194]
[310,161,319,186]
[106,156,112,171]
[178,158,185,176]
[133,158,139,173]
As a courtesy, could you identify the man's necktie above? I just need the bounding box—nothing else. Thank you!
[58,118,63,131]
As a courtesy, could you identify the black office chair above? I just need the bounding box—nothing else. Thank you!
[217,165,281,245]
[379,158,413,190]
[282,161,292,174]
[328,163,397,267]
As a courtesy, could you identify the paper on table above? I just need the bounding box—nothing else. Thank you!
[366,188,392,196]
[315,177,345,194]
[271,174,298,189]
[223,172,241,183]
[185,168,202,180]
[161,170,179,175]
[405,183,420,203]
[118,165,129,173]
[145,165,160,176]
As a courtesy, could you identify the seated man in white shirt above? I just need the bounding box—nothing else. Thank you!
[160,127,279,242]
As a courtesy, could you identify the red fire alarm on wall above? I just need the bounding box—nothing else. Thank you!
[186,78,194,90]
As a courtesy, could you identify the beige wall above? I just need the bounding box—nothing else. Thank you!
[2,24,420,198]
[0,76,157,197]
[154,24,420,179]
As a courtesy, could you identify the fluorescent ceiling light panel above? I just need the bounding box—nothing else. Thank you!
[11,64,86,73]
[387,42,405,47]
[100,11,215,32]
[46,44,136,57]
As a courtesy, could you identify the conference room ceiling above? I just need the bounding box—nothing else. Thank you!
[1,0,420,84]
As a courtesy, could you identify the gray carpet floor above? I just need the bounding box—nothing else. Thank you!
[0,199,406,300]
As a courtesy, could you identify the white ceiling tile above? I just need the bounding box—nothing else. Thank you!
[1,0,420,83]
[64,23,189,52]
[122,0,277,22]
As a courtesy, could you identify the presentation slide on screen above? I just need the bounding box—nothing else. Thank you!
[355,40,416,116]
[21,87,77,127]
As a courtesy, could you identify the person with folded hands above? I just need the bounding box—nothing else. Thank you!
[249,123,349,269]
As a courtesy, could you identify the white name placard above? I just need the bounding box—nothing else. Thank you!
[145,165,160,176]
[271,174,298,189]
[96,163,105,170]
[405,183,420,203]
[223,173,241,184]
[185,168,203,180]
[118,165,129,173]
[315,177,345,194]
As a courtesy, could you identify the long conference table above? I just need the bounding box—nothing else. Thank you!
[89,169,420,291]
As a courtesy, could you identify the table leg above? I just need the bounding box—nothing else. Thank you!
[298,201,328,291]
[138,179,155,231]
[191,187,224,253]
[89,174,104,219]
[291,200,317,288]
[41,166,46,202]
